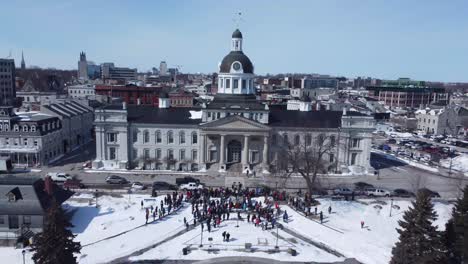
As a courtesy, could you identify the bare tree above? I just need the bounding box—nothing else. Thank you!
[277,133,336,194]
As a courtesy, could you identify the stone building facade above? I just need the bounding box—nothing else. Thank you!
[93,29,375,175]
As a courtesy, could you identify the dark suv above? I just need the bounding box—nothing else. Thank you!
[152,181,178,191]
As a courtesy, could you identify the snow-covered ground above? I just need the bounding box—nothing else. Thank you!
[282,198,453,264]
[130,214,342,262]
[440,153,468,176]
[1,194,454,264]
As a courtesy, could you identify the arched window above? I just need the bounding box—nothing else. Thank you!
[14,125,19,132]
[143,130,150,143]
[179,131,185,144]
[167,131,174,144]
[155,131,161,143]
[30,125,36,132]
[192,132,198,144]
[22,125,28,132]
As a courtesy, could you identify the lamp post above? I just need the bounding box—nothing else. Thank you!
[275,223,279,250]
[389,198,394,217]
[22,249,26,264]
[199,222,203,248]
[95,189,98,208]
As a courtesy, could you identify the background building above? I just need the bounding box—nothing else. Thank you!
[77,52,88,81]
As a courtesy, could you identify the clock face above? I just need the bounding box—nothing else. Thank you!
[233,62,241,71]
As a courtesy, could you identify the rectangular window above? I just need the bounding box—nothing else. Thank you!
[352,139,360,148]
[330,136,336,146]
[34,140,38,146]
[144,149,150,159]
[250,151,259,163]
[242,79,246,89]
[233,79,239,89]
[107,133,117,142]
[351,153,357,165]
[133,131,138,143]
[156,132,162,143]
[23,216,31,225]
[210,150,217,162]
[220,78,224,88]
[180,149,186,160]
[168,149,174,159]
[305,135,312,146]
[0,216,4,224]
[329,153,335,163]
[192,150,198,160]
[109,147,116,160]
[192,133,198,144]
[156,149,161,159]
[132,149,138,160]
[225,79,230,89]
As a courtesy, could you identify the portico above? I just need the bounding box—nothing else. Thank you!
[199,115,270,175]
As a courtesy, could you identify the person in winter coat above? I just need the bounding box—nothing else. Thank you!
[328,206,332,214]
[226,232,230,242]
[283,211,289,223]
[320,211,323,224]
[222,231,226,241]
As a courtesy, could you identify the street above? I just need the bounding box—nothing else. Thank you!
[5,140,468,199]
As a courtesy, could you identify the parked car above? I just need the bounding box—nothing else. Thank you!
[63,179,85,189]
[131,182,146,190]
[179,182,204,190]
[366,188,391,197]
[152,181,178,191]
[353,182,374,195]
[47,172,72,182]
[333,188,353,196]
[419,188,441,198]
[175,176,201,186]
[105,175,128,184]
[392,188,414,197]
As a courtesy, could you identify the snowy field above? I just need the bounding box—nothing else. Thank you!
[440,153,468,176]
[130,214,342,262]
[282,198,453,264]
[1,194,454,264]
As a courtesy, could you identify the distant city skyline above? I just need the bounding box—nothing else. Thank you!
[1,0,468,82]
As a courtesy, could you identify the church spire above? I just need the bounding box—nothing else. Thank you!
[21,51,25,70]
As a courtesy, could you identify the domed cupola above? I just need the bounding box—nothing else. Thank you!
[217,29,255,95]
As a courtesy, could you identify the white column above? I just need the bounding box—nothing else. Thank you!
[262,136,270,174]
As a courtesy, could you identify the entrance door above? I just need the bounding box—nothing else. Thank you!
[8,215,19,229]
[227,140,242,163]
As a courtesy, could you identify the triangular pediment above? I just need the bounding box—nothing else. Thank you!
[200,115,270,131]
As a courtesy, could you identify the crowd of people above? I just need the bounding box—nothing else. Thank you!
[142,192,184,224]
[182,184,290,243]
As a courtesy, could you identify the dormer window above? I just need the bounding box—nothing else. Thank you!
[7,192,16,202]
[22,125,28,132]
[31,125,36,132]
[13,125,19,132]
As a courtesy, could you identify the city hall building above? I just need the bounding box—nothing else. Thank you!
[93,29,375,175]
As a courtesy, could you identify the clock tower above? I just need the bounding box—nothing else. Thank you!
[217,29,255,94]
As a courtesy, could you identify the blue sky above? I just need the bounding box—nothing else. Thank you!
[1,0,468,82]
